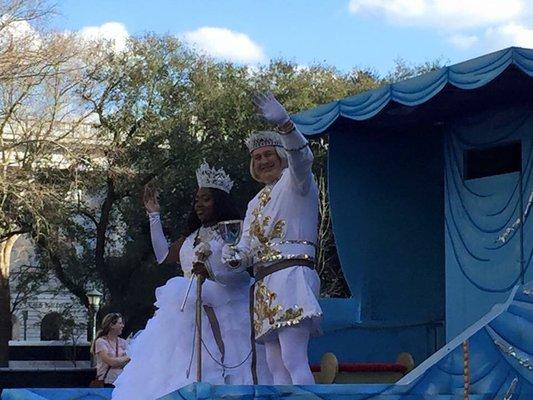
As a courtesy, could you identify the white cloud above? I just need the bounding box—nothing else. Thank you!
[485,23,533,49]
[349,0,533,52]
[182,26,265,64]
[448,34,479,50]
[2,19,35,38]
[349,0,427,19]
[349,0,525,30]
[79,22,129,52]
[0,15,40,47]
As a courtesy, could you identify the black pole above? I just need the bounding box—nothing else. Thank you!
[519,167,525,285]
[22,311,27,341]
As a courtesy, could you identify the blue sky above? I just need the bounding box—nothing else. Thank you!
[55,0,533,75]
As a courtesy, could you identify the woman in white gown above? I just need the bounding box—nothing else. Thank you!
[112,162,269,400]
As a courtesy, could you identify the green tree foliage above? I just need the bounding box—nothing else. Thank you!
[385,57,448,83]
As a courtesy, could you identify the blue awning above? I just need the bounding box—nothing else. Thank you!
[293,47,533,136]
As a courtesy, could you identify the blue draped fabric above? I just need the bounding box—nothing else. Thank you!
[296,46,533,363]
[393,283,533,400]
[292,47,533,136]
[0,388,112,400]
[444,106,533,338]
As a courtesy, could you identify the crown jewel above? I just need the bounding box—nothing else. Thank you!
[196,161,234,193]
[245,131,282,153]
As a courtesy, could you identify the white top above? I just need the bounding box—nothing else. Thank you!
[179,226,251,288]
[239,127,319,265]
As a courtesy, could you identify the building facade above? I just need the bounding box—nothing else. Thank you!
[9,234,89,345]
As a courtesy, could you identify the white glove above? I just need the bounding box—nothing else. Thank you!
[253,92,290,126]
[221,245,250,268]
[148,212,169,264]
[194,242,210,254]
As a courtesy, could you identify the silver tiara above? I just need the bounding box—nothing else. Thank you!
[196,161,234,193]
[245,131,282,153]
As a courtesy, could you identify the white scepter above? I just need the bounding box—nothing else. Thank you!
[180,239,213,311]
[180,275,195,312]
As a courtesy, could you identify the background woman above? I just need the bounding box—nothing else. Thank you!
[92,313,130,388]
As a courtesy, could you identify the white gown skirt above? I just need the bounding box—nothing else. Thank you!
[112,276,224,400]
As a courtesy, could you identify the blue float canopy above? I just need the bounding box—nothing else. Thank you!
[292,47,533,136]
[292,46,533,363]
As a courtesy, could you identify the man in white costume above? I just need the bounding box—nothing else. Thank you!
[223,92,322,385]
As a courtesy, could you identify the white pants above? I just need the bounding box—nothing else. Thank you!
[263,320,314,384]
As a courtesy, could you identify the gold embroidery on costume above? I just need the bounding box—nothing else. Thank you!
[254,281,282,333]
[275,306,304,326]
[254,281,307,334]
[250,186,286,263]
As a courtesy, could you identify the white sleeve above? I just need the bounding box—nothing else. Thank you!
[279,126,314,195]
[148,212,169,264]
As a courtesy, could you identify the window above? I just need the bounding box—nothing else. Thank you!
[40,312,62,341]
[464,141,522,180]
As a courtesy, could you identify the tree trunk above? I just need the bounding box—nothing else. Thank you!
[0,234,20,367]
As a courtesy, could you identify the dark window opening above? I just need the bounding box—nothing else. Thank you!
[464,141,522,180]
[41,312,63,341]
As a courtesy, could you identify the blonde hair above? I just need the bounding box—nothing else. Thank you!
[90,313,123,354]
[249,146,288,183]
